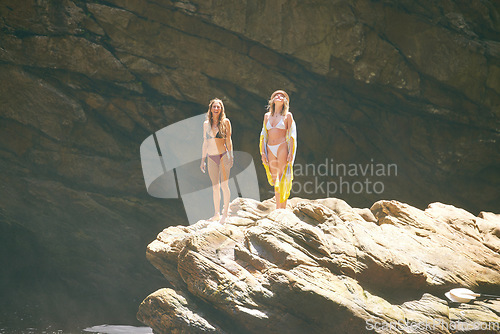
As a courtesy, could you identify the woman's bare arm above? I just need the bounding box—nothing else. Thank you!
[286,113,294,162]
[200,121,208,172]
[225,119,234,167]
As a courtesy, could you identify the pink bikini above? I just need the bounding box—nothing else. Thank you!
[208,151,226,166]
[206,128,227,166]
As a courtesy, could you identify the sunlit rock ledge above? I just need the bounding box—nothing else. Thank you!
[137,197,500,334]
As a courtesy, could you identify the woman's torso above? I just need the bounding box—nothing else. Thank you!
[267,112,288,145]
[206,121,227,155]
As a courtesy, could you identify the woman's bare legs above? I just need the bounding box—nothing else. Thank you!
[219,155,231,224]
[268,143,288,209]
[207,157,221,221]
[207,154,232,223]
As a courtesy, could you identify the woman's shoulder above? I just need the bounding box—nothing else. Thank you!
[285,111,294,121]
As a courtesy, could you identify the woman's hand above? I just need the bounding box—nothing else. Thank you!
[261,153,268,165]
[200,159,206,173]
[287,152,293,163]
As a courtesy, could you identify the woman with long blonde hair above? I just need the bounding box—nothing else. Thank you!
[200,98,233,223]
[259,90,297,209]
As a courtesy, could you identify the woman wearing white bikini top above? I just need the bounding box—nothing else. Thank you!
[260,90,297,209]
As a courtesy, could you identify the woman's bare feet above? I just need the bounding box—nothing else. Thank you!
[219,213,228,224]
[208,213,221,221]
[220,209,231,224]
[219,206,229,224]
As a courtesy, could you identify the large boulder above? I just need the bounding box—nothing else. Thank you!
[138,198,500,333]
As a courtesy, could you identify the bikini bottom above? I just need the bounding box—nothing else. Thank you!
[267,140,286,157]
[208,151,227,166]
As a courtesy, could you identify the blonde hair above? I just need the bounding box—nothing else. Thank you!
[206,98,227,138]
[267,90,289,116]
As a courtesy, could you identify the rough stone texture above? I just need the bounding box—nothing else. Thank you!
[138,198,500,333]
[137,288,225,333]
[0,0,499,327]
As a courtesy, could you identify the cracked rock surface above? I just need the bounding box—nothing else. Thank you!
[138,198,500,333]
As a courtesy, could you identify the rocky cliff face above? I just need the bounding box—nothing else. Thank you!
[0,0,499,327]
[138,197,500,333]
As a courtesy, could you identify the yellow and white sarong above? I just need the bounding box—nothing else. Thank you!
[259,116,297,203]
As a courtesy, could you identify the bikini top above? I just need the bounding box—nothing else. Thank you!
[267,116,286,130]
[206,127,224,139]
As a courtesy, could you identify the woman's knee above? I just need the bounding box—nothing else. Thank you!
[270,172,278,183]
[221,186,230,197]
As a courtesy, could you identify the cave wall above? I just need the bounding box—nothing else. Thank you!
[0,0,498,327]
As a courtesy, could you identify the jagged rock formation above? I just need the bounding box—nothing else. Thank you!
[138,198,500,333]
[0,0,499,326]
